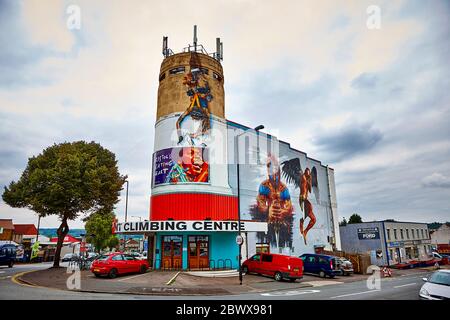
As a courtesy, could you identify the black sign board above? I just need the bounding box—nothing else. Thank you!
[357,227,380,240]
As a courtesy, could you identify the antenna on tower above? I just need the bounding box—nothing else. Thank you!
[162,36,173,58]
[216,37,223,61]
[193,25,198,52]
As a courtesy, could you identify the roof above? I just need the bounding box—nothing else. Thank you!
[13,224,38,235]
[50,235,80,243]
[0,219,14,230]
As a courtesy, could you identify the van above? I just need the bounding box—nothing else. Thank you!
[242,253,303,282]
[0,243,17,268]
[300,253,340,278]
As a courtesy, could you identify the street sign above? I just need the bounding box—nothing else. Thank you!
[236,235,244,245]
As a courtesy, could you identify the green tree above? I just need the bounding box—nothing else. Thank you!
[339,217,347,226]
[2,141,126,267]
[85,210,119,253]
[348,213,363,224]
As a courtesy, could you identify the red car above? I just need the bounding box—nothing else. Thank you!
[242,253,303,282]
[90,253,149,278]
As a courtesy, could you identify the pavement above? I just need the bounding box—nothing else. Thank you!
[1,263,447,300]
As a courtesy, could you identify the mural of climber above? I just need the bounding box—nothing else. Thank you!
[176,65,213,146]
[281,158,320,245]
[249,154,294,249]
[153,147,209,185]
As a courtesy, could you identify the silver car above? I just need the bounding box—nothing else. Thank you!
[419,269,450,300]
[336,257,354,276]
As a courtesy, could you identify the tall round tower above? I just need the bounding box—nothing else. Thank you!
[150,28,238,270]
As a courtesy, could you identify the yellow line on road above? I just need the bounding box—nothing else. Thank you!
[11,271,38,288]
[166,271,180,285]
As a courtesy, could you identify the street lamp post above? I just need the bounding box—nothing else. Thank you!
[123,180,129,252]
[236,125,264,285]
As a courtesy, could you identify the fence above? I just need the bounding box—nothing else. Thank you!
[321,249,372,274]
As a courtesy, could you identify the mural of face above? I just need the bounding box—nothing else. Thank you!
[179,147,208,182]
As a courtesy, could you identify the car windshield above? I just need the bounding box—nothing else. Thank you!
[428,271,450,286]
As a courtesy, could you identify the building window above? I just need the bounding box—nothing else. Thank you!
[387,229,391,240]
[400,229,404,239]
[416,229,420,239]
[425,229,428,239]
[406,229,409,239]
[421,229,424,239]
[393,229,397,240]
[169,66,185,75]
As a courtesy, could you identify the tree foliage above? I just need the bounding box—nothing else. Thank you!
[85,210,119,252]
[348,213,363,224]
[339,217,347,226]
[2,141,126,267]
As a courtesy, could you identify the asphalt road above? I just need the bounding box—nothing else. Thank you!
[0,263,430,300]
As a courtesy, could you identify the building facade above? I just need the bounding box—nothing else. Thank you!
[430,223,450,254]
[115,30,340,270]
[340,221,432,266]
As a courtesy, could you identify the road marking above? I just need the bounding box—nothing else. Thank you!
[330,289,380,299]
[117,272,150,282]
[394,283,417,288]
[166,271,180,285]
[261,289,320,297]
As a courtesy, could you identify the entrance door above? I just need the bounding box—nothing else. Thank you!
[162,236,182,269]
[188,235,209,269]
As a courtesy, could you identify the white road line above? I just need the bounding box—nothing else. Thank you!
[394,283,417,288]
[330,289,380,299]
[117,273,149,282]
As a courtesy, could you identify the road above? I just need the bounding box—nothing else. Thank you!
[0,264,429,300]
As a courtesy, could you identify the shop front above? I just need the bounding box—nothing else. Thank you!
[114,220,267,270]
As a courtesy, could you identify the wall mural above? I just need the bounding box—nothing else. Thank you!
[176,54,213,146]
[153,147,209,185]
[249,154,294,248]
[281,158,319,245]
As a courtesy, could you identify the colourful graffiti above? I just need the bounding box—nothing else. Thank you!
[249,154,294,248]
[176,61,213,145]
[281,158,319,245]
[154,147,209,185]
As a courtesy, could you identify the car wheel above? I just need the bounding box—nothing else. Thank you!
[242,266,249,274]
[108,268,118,279]
[274,272,283,282]
[140,265,147,274]
[319,271,326,278]
[8,261,14,268]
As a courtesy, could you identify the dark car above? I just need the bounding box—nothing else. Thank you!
[0,243,17,268]
[300,253,340,278]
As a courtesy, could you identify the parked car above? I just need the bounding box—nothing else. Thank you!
[129,252,145,260]
[299,253,340,278]
[336,257,354,276]
[90,253,149,278]
[0,243,17,268]
[241,253,303,282]
[419,269,450,300]
[61,253,78,262]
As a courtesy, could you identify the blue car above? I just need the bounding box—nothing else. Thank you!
[0,243,17,268]
[300,253,340,278]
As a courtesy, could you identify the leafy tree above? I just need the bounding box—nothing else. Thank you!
[85,210,119,253]
[348,213,363,224]
[2,141,126,267]
[339,217,347,226]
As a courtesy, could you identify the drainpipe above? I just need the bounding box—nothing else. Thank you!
[382,221,390,267]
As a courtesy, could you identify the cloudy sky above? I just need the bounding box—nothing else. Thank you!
[1,0,449,229]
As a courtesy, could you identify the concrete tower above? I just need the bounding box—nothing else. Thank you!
[150,27,238,269]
